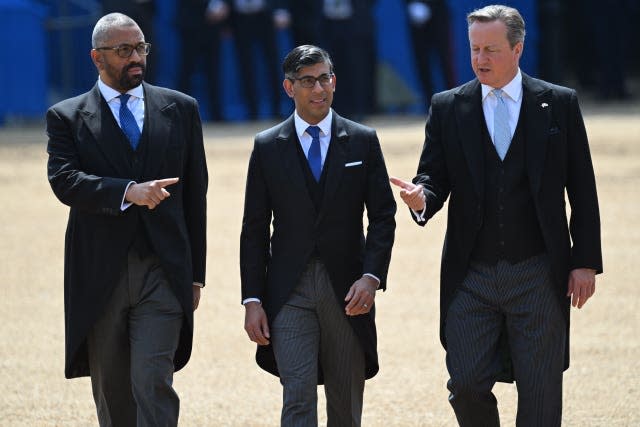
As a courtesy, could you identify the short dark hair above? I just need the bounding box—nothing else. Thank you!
[282,45,334,79]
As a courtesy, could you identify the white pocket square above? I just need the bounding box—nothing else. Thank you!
[345,161,363,167]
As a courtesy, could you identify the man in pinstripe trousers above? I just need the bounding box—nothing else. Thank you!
[240,45,396,426]
[391,5,602,426]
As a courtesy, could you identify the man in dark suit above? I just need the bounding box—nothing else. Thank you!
[46,13,207,426]
[175,0,229,122]
[405,0,456,107]
[275,0,322,46]
[225,0,282,119]
[391,5,602,426]
[240,45,396,426]
[322,0,377,121]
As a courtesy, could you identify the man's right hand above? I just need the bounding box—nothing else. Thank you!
[390,176,426,211]
[125,177,179,210]
[244,302,270,346]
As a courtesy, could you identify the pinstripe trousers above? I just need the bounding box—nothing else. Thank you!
[87,248,183,427]
[445,254,565,427]
[271,260,366,427]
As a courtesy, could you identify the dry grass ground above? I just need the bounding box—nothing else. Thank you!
[0,105,638,426]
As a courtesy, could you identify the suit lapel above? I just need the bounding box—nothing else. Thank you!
[317,112,348,225]
[79,85,132,177]
[275,116,317,216]
[141,83,173,178]
[455,80,484,198]
[522,74,552,196]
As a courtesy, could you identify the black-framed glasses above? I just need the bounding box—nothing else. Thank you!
[289,73,334,88]
[94,42,151,58]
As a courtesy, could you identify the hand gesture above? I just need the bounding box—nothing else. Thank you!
[125,177,179,210]
[389,176,426,211]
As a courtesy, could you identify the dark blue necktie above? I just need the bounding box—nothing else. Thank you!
[306,126,322,181]
[118,94,141,150]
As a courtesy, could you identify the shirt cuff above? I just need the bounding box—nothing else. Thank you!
[411,208,426,222]
[242,297,261,305]
[363,273,381,289]
[120,181,136,211]
[193,282,204,288]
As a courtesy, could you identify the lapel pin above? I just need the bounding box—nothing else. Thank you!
[541,102,549,108]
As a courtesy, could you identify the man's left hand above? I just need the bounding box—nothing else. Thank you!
[345,276,377,316]
[193,285,201,310]
[567,268,596,309]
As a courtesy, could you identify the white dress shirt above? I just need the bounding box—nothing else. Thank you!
[412,69,524,223]
[481,68,523,146]
[97,78,145,211]
[243,109,379,305]
[294,109,332,167]
[98,78,145,132]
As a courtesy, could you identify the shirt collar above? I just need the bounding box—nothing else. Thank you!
[97,77,144,103]
[481,68,522,102]
[294,109,333,139]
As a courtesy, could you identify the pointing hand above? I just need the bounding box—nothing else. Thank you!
[125,177,179,210]
[389,176,426,211]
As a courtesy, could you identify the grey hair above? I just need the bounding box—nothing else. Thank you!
[467,4,525,48]
[91,13,140,48]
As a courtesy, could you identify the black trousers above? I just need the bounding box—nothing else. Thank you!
[177,23,224,121]
[445,254,565,427]
[232,11,281,119]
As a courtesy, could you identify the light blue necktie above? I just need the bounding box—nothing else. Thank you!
[118,94,141,150]
[492,89,511,160]
[306,126,322,181]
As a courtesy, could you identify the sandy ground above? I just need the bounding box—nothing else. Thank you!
[0,105,638,426]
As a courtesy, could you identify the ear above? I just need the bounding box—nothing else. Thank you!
[90,49,103,68]
[282,79,294,98]
[514,41,523,60]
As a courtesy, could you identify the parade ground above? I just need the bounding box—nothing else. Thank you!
[1,105,638,426]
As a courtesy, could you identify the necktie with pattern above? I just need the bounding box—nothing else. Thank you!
[492,89,511,160]
[306,126,322,181]
[118,94,141,150]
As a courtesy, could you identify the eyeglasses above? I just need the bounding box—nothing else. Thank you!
[94,42,151,58]
[289,73,334,88]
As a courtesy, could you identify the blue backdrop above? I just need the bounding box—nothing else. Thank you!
[0,0,538,124]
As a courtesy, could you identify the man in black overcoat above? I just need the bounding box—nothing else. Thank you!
[47,13,207,426]
[391,5,602,426]
[240,45,396,426]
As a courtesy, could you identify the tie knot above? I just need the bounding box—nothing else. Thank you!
[493,89,504,100]
[119,93,131,106]
[306,126,320,139]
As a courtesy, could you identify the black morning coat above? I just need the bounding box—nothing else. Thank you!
[412,73,603,381]
[47,82,208,378]
[240,111,396,382]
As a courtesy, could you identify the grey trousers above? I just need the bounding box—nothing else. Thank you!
[445,254,565,427]
[271,260,366,427]
[86,248,183,427]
